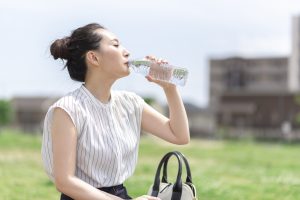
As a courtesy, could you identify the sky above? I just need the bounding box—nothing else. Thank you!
[0,0,299,107]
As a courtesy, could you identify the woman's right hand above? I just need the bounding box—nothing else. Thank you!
[133,195,161,200]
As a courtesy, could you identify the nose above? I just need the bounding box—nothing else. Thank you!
[123,47,130,58]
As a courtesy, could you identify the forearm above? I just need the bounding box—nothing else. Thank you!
[164,86,190,144]
[56,176,122,200]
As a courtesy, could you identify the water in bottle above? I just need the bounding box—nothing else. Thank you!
[128,59,189,86]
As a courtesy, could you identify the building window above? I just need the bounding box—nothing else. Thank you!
[224,69,247,89]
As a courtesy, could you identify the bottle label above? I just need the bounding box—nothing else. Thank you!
[130,60,151,67]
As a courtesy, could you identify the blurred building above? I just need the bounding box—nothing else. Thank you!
[208,16,300,140]
[217,92,300,140]
[11,97,59,132]
[210,56,288,110]
[180,103,215,138]
[289,16,300,92]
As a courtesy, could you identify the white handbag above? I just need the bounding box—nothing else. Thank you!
[147,151,198,200]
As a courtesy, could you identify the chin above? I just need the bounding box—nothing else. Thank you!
[118,70,130,78]
[124,68,130,75]
[124,71,130,77]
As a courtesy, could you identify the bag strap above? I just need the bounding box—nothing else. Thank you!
[151,151,183,200]
[162,151,193,184]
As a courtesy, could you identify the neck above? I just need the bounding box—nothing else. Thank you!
[84,77,115,104]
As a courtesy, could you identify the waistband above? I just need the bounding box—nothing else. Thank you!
[61,184,131,200]
[98,184,125,192]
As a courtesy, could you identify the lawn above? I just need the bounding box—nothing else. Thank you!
[0,129,300,200]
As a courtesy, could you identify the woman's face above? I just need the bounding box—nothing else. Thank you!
[93,29,131,79]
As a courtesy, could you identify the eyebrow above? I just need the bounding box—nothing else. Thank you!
[111,39,119,43]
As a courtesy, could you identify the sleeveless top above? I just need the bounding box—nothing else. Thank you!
[41,85,144,187]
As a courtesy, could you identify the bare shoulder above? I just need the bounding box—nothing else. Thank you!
[52,107,76,132]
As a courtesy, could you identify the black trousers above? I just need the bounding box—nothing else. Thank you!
[60,184,132,200]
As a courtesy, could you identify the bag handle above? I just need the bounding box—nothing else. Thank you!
[151,151,183,200]
[162,151,197,198]
[162,151,193,184]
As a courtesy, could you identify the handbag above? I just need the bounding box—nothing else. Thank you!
[147,151,198,200]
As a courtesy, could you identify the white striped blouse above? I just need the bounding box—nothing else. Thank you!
[41,85,145,188]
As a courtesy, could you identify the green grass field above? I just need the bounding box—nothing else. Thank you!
[0,129,300,200]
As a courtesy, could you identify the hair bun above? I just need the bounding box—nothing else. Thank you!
[50,37,71,60]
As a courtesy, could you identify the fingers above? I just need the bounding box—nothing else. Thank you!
[144,55,173,88]
[145,55,168,64]
[145,195,161,200]
[137,195,161,200]
[145,75,153,82]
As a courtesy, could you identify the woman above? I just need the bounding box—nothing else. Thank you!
[41,23,190,200]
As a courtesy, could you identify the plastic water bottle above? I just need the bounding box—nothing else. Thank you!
[128,59,189,86]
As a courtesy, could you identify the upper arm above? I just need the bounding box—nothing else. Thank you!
[141,103,179,144]
[51,107,77,187]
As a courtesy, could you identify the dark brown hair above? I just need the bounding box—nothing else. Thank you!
[50,23,105,82]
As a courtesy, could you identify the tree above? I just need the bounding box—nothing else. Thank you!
[0,100,13,128]
[143,97,155,105]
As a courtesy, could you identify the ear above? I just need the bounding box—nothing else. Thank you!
[86,51,100,66]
